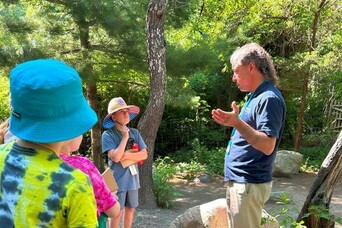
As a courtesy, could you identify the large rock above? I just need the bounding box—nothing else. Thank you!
[169,198,227,228]
[272,150,303,177]
[169,198,279,228]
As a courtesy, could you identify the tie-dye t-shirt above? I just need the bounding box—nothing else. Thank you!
[0,142,97,227]
[60,153,117,217]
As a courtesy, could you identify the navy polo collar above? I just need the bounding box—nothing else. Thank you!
[248,80,273,98]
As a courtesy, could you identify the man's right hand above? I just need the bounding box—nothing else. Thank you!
[211,101,240,127]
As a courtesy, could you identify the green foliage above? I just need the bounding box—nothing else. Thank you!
[307,205,334,221]
[188,138,225,176]
[205,148,225,176]
[189,72,209,95]
[0,76,10,120]
[155,90,228,157]
[299,131,336,172]
[152,157,181,208]
[175,161,206,181]
[300,146,330,172]
[279,97,298,148]
[0,0,149,88]
[152,141,224,207]
[301,131,336,148]
[171,139,225,176]
[165,0,341,152]
[336,217,342,225]
[170,148,192,163]
[260,211,278,226]
[0,0,341,192]
[300,157,319,173]
[272,192,306,228]
[1,3,35,34]
[301,204,342,225]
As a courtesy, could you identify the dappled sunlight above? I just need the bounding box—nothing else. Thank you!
[331,190,342,218]
[272,172,317,192]
[171,177,226,209]
[137,173,342,227]
[331,197,342,206]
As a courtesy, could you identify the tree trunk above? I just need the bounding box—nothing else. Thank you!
[86,83,105,172]
[294,71,308,151]
[79,20,104,172]
[297,131,342,227]
[294,0,328,151]
[138,0,168,209]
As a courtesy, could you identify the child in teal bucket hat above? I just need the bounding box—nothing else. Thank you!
[0,59,98,227]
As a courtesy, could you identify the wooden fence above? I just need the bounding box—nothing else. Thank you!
[326,99,342,132]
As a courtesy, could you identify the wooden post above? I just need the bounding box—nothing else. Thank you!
[297,131,342,227]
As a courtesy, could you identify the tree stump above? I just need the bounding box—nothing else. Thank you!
[297,131,342,227]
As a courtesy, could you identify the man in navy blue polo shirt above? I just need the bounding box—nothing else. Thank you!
[212,43,286,228]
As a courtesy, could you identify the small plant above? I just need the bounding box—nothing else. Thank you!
[336,217,342,225]
[175,161,206,181]
[152,157,182,208]
[205,147,225,176]
[301,204,342,225]
[300,146,330,171]
[300,157,319,173]
[271,192,306,228]
[308,204,334,221]
[172,138,225,176]
[261,210,278,226]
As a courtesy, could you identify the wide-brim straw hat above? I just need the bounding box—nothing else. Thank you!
[102,97,140,129]
[9,59,98,143]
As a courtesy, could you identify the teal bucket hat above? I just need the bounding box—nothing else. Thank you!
[9,59,98,143]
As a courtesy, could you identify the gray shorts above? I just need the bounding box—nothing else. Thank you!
[117,189,139,210]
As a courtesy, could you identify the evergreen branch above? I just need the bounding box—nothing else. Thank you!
[98,79,148,87]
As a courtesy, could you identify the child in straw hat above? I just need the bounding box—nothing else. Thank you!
[0,59,98,227]
[102,97,148,228]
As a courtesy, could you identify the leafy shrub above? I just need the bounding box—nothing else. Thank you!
[265,192,306,228]
[300,146,330,172]
[175,161,206,181]
[300,157,320,173]
[152,157,181,208]
[171,138,225,176]
[204,147,225,176]
[301,131,337,147]
[171,147,193,163]
[304,204,342,225]
[152,139,225,207]
[0,76,10,121]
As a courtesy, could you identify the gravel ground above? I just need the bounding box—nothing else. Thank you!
[132,172,342,228]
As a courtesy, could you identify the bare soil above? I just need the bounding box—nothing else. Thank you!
[133,172,342,228]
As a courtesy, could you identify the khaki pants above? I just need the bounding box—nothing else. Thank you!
[226,181,272,228]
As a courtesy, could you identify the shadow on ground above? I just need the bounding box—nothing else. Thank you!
[134,172,342,228]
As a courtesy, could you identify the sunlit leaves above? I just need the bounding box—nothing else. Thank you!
[0,76,10,120]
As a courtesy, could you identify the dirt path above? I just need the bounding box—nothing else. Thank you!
[133,172,342,227]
